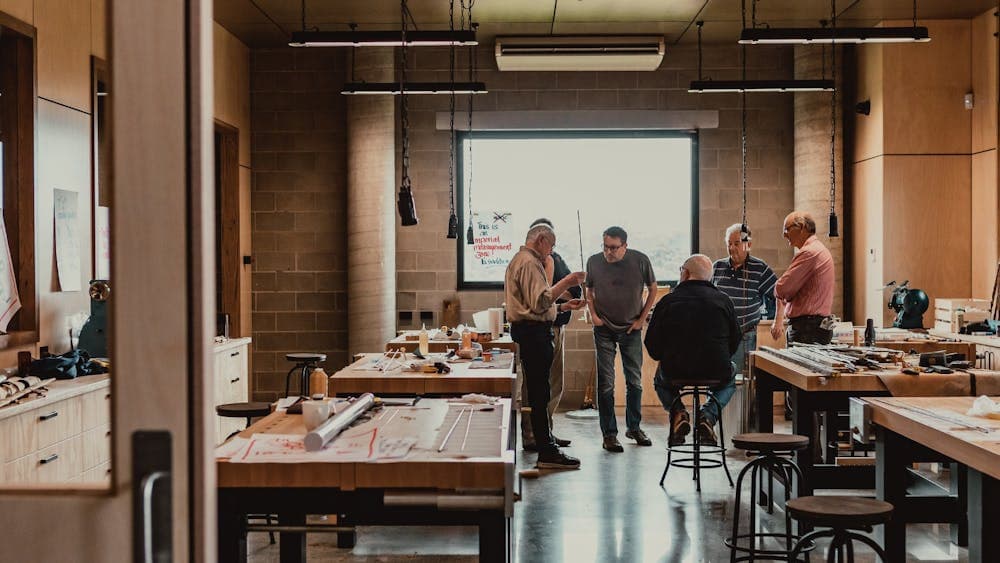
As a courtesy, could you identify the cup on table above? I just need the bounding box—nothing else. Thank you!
[302,400,333,431]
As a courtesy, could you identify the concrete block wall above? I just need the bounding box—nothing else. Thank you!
[250,49,349,401]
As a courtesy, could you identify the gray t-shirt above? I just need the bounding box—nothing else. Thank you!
[586,249,656,332]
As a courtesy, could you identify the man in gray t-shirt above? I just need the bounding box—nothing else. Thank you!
[585,226,658,452]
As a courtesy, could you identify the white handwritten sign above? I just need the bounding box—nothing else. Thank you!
[464,211,516,282]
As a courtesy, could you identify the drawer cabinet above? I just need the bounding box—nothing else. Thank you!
[0,377,111,486]
[214,337,251,444]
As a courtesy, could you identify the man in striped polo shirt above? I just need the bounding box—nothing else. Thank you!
[712,223,777,377]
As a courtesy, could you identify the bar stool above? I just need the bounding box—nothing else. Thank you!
[659,380,734,492]
[284,353,327,398]
[727,433,813,562]
[215,401,275,543]
[787,496,893,562]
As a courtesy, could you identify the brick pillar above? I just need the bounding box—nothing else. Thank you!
[347,48,396,354]
[794,45,844,317]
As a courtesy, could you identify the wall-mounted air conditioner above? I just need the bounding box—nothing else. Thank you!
[495,35,665,72]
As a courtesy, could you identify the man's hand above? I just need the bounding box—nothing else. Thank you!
[591,314,605,326]
[770,322,783,341]
[562,298,586,311]
[568,271,586,285]
[626,318,644,334]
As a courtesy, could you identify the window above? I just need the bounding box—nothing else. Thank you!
[457,131,697,289]
[0,18,37,346]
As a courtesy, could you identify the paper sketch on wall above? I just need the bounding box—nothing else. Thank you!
[463,210,516,282]
[0,215,21,333]
[95,206,110,280]
[54,188,82,292]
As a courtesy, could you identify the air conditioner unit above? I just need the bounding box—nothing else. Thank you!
[495,35,665,72]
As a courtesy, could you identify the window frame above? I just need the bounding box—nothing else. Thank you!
[455,129,699,290]
[0,14,38,349]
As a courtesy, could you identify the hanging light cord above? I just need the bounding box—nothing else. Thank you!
[740,0,748,231]
[464,0,477,242]
[448,0,457,224]
[829,0,837,222]
[400,0,411,197]
[696,21,704,80]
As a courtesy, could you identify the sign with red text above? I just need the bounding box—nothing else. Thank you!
[463,211,516,282]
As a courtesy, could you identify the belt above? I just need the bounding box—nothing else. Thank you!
[789,315,827,322]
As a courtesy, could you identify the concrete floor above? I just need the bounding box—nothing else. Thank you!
[247,407,968,562]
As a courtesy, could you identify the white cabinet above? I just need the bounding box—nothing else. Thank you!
[214,337,251,444]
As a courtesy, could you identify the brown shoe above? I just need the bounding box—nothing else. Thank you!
[602,435,624,453]
[670,410,691,446]
[696,417,718,446]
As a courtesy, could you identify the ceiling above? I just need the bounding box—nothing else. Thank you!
[215,0,998,48]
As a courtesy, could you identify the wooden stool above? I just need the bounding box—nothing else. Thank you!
[659,381,734,492]
[727,433,812,562]
[787,496,893,562]
[215,401,275,543]
[284,353,327,398]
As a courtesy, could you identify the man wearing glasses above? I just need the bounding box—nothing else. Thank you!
[585,226,658,452]
[771,211,835,345]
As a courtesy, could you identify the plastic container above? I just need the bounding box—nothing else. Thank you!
[309,367,329,398]
[418,324,429,356]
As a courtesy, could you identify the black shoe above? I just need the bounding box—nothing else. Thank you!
[625,428,652,446]
[552,435,572,447]
[522,441,538,452]
[696,418,718,446]
[536,449,581,470]
[602,435,624,453]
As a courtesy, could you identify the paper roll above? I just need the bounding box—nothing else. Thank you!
[303,393,376,451]
[488,308,503,339]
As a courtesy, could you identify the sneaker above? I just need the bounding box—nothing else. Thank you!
[536,449,581,470]
[670,410,691,444]
[552,435,572,447]
[696,417,718,446]
[625,428,652,446]
[602,435,624,453]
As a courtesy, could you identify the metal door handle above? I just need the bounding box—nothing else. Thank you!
[132,430,171,563]
[140,471,169,563]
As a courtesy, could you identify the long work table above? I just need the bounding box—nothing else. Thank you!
[386,330,516,354]
[866,396,1000,563]
[217,397,515,563]
[330,352,516,397]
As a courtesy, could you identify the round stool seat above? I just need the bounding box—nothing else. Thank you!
[216,402,271,419]
[286,353,326,363]
[732,432,810,452]
[787,496,893,528]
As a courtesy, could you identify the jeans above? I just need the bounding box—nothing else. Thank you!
[594,325,643,437]
[653,362,737,425]
[510,321,556,453]
[519,325,565,444]
[733,330,757,376]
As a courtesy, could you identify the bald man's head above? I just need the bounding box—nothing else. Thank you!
[782,210,815,248]
[681,254,713,282]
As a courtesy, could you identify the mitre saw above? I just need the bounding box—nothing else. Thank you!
[885,280,929,329]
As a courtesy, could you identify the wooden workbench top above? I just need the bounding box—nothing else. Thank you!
[330,352,516,397]
[0,373,110,421]
[865,396,1000,481]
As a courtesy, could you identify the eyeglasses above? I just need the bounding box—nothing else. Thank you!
[782,224,800,235]
[602,244,624,252]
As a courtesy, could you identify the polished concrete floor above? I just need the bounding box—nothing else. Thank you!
[246,407,969,562]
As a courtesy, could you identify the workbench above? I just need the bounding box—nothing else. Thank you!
[751,350,999,493]
[866,396,1000,563]
[330,352,516,397]
[386,330,516,353]
[217,398,515,563]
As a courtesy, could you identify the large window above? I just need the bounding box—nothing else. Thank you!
[457,131,697,289]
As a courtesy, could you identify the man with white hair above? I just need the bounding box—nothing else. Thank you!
[771,211,835,345]
[645,254,741,446]
[713,224,777,376]
[505,223,587,469]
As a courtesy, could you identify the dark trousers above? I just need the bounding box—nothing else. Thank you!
[510,321,556,454]
[786,315,833,345]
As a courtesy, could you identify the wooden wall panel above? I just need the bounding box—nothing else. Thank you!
[854,44,884,163]
[36,0,91,112]
[972,150,998,299]
[972,8,998,154]
[883,155,971,326]
[0,0,32,25]
[91,0,106,60]
[883,20,971,155]
[851,157,884,324]
[213,23,250,166]
[35,100,92,353]
[239,165,252,339]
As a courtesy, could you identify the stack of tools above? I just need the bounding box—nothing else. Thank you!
[760,344,905,376]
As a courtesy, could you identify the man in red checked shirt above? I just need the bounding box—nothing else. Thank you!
[771,211,835,345]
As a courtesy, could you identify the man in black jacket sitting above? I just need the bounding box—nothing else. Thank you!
[644,254,741,446]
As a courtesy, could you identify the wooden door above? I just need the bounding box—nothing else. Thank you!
[0,1,215,561]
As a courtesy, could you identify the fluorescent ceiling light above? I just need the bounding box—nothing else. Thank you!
[290,30,478,47]
[341,82,488,95]
[739,26,930,44]
[688,79,834,93]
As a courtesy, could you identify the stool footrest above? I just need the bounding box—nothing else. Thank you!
[725,532,816,560]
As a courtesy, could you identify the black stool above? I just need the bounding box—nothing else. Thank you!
[727,433,812,562]
[215,401,275,543]
[660,381,734,492]
[787,496,893,562]
[284,353,327,398]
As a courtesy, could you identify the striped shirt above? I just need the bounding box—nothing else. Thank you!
[712,255,778,332]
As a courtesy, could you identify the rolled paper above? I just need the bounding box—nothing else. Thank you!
[303,392,376,452]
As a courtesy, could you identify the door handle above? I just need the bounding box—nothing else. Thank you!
[133,430,171,563]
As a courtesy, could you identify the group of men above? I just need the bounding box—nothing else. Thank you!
[504,211,834,469]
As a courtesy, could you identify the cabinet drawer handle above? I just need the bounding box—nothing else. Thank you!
[39,411,59,421]
[230,351,240,357]
[230,377,240,384]
[39,453,59,465]
[106,430,112,437]
[105,393,111,400]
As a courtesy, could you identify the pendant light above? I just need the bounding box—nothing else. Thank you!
[739,19,750,243]
[739,0,929,44]
[397,0,418,226]
[446,0,459,238]
[464,0,477,245]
